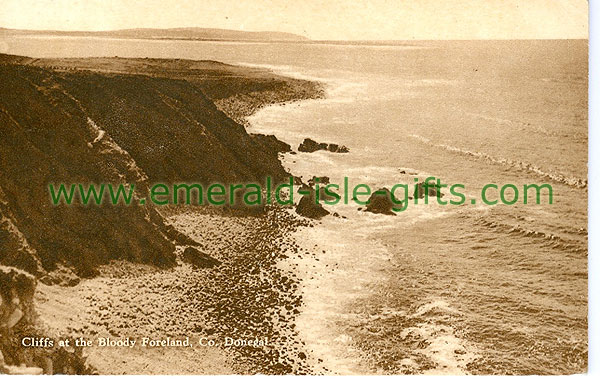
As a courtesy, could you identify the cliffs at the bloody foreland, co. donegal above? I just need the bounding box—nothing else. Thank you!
[0,53,323,280]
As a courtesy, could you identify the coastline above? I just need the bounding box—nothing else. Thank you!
[35,207,317,374]
[0,54,327,374]
[240,64,480,375]
[239,57,588,375]
[2,38,588,376]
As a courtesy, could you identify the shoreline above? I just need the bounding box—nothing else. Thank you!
[1,40,589,376]
[1,54,327,374]
[36,207,321,374]
[240,64,476,375]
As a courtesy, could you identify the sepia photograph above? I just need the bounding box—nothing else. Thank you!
[0,0,593,378]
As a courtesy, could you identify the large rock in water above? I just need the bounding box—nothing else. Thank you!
[414,181,445,200]
[183,247,221,269]
[298,138,349,153]
[295,189,330,219]
[364,188,402,215]
[305,176,338,202]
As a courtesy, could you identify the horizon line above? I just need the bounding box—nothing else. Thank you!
[0,26,588,41]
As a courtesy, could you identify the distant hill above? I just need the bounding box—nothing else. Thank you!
[0,27,309,42]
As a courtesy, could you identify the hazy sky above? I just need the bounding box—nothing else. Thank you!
[0,0,588,40]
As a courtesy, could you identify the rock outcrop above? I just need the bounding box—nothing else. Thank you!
[363,188,403,215]
[298,138,349,153]
[295,189,330,219]
[182,247,221,269]
[307,176,330,186]
[0,266,91,374]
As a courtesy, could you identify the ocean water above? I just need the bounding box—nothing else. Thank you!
[1,37,588,374]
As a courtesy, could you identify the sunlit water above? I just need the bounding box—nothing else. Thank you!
[1,36,588,374]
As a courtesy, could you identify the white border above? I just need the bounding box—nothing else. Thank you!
[588,0,598,379]
[1,1,597,384]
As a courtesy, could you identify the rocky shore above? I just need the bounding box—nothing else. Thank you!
[0,54,326,374]
[36,207,327,374]
[215,85,325,126]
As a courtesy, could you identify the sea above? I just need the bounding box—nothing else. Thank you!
[0,36,588,374]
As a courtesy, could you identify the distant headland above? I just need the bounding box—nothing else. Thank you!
[0,27,310,42]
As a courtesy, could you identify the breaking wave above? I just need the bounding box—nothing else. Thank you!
[410,134,587,189]
[474,217,587,254]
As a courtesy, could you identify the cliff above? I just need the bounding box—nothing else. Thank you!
[0,54,323,279]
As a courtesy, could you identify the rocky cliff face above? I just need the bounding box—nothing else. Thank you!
[0,63,177,278]
[0,53,323,375]
[56,71,290,184]
[0,54,316,279]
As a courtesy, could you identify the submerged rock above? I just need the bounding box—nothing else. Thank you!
[298,138,349,153]
[182,247,221,269]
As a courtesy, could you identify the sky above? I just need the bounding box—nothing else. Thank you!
[0,0,589,40]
